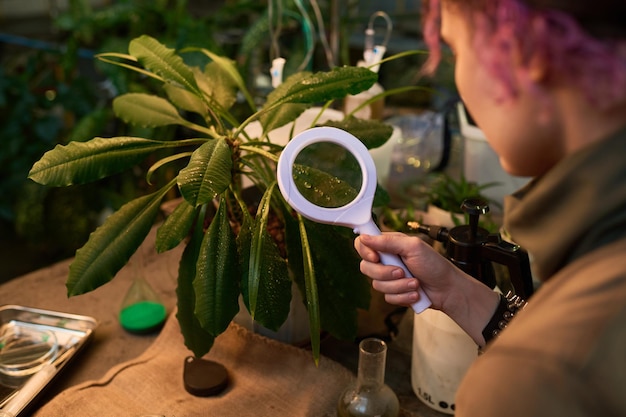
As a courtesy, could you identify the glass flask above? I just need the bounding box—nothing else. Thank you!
[337,338,399,417]
[119,251,166,334]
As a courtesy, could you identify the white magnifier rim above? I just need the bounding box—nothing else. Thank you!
[277,126,377,228]
[278,126,432,314]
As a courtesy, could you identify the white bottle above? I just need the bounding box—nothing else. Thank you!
[411,310,478,414]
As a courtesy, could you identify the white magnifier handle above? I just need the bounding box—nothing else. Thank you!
[356,220,432,313]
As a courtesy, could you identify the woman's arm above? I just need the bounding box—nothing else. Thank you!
[355,233,500,347]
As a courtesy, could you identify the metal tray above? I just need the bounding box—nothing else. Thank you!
[0,305,97,416]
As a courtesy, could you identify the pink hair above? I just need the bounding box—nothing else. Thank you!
[422,0,626,108]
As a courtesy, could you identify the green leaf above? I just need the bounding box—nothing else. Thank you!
[129,35,199,93]
[323,117,394,150]
[247,67,377,137]
[164,83,207,118]
[373,184,391,208]
[178,138,232,207]
[291,163,359,209]
[156,199,197,253]
[66,180,176,296]
[191,46,255,110]
[113,93,188,127]
[258,72,310,134]
[29,137,176,186]
[96,52,163,82]
[310,222,370,339]
[194,195,240,336]
[266,66,377,107]
[260,101,309,136]
[235,190,254,272]
[176,205,215,357]
[242,183,291,330]
[284,213,370,340]
[188,66,237,130]
[201,61,238,113]
[146,152,193,185]
[297,214,321,364]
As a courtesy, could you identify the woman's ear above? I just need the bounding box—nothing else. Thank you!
[526,49,549,83]
[511,36,549,84]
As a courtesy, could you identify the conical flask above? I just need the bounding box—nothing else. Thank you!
[119,251,166,334]
[337,338,399,417]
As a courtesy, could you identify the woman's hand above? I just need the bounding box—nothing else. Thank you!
[354,232,457,310]
[355,232,500,346]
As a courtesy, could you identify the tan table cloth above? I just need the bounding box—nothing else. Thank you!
[0,226,355,416]
[0,226,182,392]
[0,224,442,416]
[32,311,354,417]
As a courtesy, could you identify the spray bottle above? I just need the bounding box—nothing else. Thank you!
[411,198,533,413]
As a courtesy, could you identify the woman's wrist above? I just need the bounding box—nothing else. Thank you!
[481,291,528,344]
[442,272,501,347]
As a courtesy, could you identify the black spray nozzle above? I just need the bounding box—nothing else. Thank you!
[407,221,449,242]
[409,198,534,298]
[461,198,490,242]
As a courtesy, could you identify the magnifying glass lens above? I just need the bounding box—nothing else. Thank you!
[293,142,362,209]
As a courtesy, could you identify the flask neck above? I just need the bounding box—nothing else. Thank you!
[356,338,387,389]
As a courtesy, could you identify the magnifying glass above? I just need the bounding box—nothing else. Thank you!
[277,126,431,314]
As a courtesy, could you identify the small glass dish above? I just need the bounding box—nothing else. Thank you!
[0,324,58,378]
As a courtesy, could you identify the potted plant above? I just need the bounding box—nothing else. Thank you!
[28,35,397,362]
[376,171,499,235]
[422,172,500,230]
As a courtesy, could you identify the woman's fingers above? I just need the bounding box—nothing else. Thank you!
[384,291,422,307]
[361,262,422,306]
[354,235,381,263]
[371,275,420,294]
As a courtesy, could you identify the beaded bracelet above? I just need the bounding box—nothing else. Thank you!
[482,290,527,344]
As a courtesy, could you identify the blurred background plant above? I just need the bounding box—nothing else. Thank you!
[0,0,455,282]
[0,0,260,280]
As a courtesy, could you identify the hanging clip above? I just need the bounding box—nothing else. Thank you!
[270,57,286,88]
[363,11,393,73]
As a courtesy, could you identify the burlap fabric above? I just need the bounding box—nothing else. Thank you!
[33,312,354,417]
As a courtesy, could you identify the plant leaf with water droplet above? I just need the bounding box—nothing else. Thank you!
[270,66,377,105]
[256,67,377,134]
[66,179,176,296]
[283,214,370,341]
[323,117,393,150]
[258,72,310,134]
[243,183,291,330]
[194,195,240,336]
[176,205,215,357]
[296,214,321,364]
[178,138,232,207]
[200,61,238,113]
[291,164,359,209]
[28,137,176,186]
[156,199,197,253]
[190,46,255,110]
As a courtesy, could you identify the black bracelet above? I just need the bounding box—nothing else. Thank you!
[482,291,527,344]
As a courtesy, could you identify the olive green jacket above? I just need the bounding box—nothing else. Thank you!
[456,126,626,416]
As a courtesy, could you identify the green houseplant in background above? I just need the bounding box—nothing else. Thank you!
[423,172,501,231]
[0,0,259,281]
[28,35,396,361]
[377,172,500,233]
